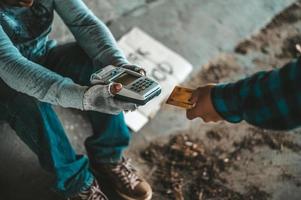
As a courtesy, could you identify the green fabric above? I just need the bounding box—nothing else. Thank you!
[0,43,131,197]
[212,58,301,130]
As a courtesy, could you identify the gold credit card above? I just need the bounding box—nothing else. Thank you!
[166,86,194,109]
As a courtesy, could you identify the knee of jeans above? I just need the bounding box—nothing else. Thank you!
[8,93,51,118]
[121,131,131,144]
[46,43,96,86]
[86,112,131,140]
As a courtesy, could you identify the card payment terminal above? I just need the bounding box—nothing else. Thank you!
[90,65,161,105]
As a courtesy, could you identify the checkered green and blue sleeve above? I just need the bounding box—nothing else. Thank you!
[211,58,301,130]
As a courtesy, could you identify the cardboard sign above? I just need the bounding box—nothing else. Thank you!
[118,28,193,131]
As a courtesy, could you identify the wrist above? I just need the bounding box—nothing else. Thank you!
[83,84,114,111]
[210,84,242,123]
[208,85,223,121]
[59,82,88,110]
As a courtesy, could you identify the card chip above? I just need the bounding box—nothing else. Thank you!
[166,86,194,109]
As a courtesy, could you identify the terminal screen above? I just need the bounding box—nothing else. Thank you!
[113,73,138,86]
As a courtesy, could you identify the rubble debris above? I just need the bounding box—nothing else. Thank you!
[280,34,301,58]
[234,40,257,55]
[206,130,222,141]
[141,134,275,200]
[266,1,301,29]
[200,60,242,83]
[243,186,271,200]
[279,168,301,187]
[249,128,301,153]
[140,2,301,199]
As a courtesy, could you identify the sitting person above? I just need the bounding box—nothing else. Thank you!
[0,0,152,199]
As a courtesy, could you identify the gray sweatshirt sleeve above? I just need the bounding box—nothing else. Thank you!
[0,25,88,109]
[54,0,129,67]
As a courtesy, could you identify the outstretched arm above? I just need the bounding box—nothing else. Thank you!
[187,58,301,130]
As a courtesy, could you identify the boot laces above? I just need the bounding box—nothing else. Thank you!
[111,158,140,190]
[77,180,108,200]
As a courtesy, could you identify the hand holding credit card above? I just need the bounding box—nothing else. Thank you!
[166,86,195,109]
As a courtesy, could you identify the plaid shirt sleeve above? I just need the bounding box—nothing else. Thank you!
[211,58,301,130]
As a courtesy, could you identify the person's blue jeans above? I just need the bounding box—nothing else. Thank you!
[0,43,131,197]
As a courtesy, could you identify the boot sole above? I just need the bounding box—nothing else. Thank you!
[116,189,152,200]
[92,170,153,200]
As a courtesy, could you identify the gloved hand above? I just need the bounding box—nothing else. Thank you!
[83,83,137,115]
[119,64,146,76]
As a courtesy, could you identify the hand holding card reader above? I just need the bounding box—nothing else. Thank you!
[90,65,161,105]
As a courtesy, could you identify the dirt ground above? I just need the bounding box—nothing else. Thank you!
[134,2,301,200]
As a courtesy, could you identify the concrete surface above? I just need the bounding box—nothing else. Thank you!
[0,0,297,199]
[112,0,296,143]
[50,0,152,42]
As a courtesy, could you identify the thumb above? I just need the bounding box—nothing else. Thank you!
[110,83,123,95]
[189,88,200,105]
[186,106,199,120]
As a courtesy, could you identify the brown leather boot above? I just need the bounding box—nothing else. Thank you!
[92,158,152,200]
[68,179,109,200]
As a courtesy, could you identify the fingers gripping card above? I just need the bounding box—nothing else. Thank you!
[166,86,194,109]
